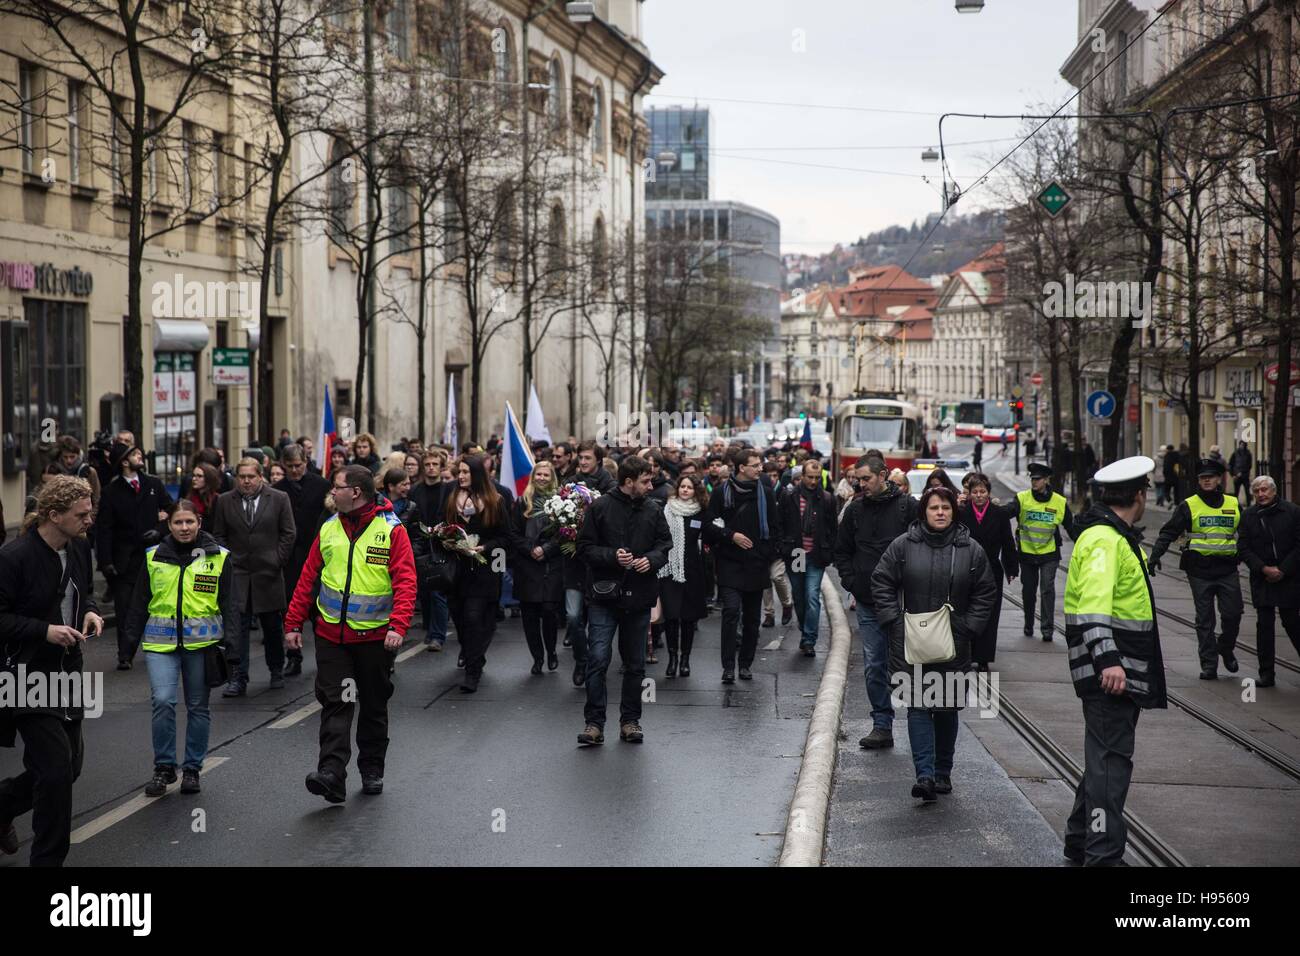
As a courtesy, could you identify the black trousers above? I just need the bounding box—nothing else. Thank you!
[520,601,559,662]
[1256,605,1300,678]
[664,618,697,657]
[1064,694,1140,866]
[112,559,143,662]
[313,636,393,781]
[1188,573,1243,670]
[719,586,763,670]
[452,595,498,679]
[1020,558,1059,637]
[0,716,84,867]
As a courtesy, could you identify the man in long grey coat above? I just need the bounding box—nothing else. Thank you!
[212,456,296,695]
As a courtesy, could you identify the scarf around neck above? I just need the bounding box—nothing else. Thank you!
[726,478,769,540]
[660,497,701,583]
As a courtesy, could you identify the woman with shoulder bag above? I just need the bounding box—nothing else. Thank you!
[445,455,518,693]
[658,474,709,677]
[511,460,564,674]
[125,499,238,797]
[870,486,997,803]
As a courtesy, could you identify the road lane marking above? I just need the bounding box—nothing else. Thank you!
[764,639,783,650]
[395,643,425,663]
[269,701,321,729]
[71,756,230,844]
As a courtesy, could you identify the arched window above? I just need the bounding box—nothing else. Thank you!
[547,57,565,131]
[591,216,607,291]
[493,21,514,109]
[326,138,353,242]
[591,82,605,156]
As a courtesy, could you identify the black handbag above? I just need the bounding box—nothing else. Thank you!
[204,641,231,689]
[586,571,626,605]
[427,545,461,594]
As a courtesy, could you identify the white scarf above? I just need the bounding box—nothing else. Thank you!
[660,497,701,583]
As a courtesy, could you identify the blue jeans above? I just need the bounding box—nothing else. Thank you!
[145,649,211,771]
[907,708,959,781]
[856,604,895,731]
[583,604,650,729]
[500,568,518,608]
[565,588,588,663]
[787,562,826,646]
[421,586,449,644]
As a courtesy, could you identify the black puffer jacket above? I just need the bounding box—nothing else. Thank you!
[577,488,671,611]
[0,527,99,729]
[870,521,997,708]
[1239,498,1300,608]
[833,484,919,606]
[510,495,565,604]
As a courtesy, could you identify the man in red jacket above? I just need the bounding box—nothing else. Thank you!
[285,466,417,802]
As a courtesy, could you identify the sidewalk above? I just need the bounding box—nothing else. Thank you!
[822,589,1064,867]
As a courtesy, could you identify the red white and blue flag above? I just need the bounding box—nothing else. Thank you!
[500,401,535,497]
[315,385,336,473]
[799,417,813,451]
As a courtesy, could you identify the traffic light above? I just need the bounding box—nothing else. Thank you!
[1012,398,1025,423]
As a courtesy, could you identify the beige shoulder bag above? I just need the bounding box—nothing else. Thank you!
[904,546,957,665]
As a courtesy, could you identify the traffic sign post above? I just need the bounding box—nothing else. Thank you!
[1086,389,1116,419]
[1029,371,1044,387]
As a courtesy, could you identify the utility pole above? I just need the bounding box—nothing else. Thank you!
[363,0,377,434]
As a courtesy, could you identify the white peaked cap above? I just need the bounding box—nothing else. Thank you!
[1092,455,1156,485]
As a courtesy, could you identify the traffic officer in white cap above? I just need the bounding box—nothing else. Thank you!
[1148,456,1243,679]
[1062,455,1167,866]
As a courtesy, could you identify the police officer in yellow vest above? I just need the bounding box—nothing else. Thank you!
[1063,456,1166,865]
[1003,461,1076,641]
[1148,457,1243,679]
[284,465,419,803]
[125,499,238,798]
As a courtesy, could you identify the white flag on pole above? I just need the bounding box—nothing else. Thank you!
[443,375,458,451]
[525,382,552,445]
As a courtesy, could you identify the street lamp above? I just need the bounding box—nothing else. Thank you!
[921,147,939,162]
[565,1,595,22]
[955,0,985,11]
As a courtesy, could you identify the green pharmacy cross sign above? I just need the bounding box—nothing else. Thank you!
[1037,181,1072,218]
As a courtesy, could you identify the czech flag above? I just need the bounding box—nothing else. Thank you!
[315,385,336,473]
[800,417,813,451]
[500,401,535,497]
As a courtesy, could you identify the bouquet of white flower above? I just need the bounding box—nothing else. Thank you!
[542,484,600,557]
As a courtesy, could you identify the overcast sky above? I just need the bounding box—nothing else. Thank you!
[641,0,1078,256]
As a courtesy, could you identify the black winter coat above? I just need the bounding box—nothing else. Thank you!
[96,472,172,574]
[448,500,518,601]
[1239,499,1300,608]
[561,471,616,590]
[870,521,997,708]
[0,528,98,729]
[123,531,240,654]
[701,479,780,591]
[658,503,708,621]
[577,489,671,611]
[510,496,565,604]
[958,503,1019,582]
[776,483,837,569]
[833,485,919,606]
[273,473,332,583]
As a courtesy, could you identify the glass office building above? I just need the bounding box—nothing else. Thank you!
[646,106,714,201]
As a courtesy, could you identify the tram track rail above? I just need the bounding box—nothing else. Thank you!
[1003,591,1300,785]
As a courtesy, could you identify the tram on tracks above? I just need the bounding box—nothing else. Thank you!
[829,395,927,480]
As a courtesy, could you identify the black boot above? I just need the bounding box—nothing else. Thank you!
[665,651,678,678]
[679,625,694,677]
[664,622,680,678]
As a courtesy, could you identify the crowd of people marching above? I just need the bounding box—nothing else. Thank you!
[3,422,1296,868]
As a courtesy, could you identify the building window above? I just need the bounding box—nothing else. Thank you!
[388,184,411,255]
[23,300,87,450]
[386,0,409,60]
[547,58,565,131]
[592,216,607,291]
[67,79,82,185]
[547,203,566,283]
[181,121,195,209]
[147,109,161,202]
[211,131,225,210]
[326,138,353,241]
[19,63,38,174]
[493,22,514,110]
[494,183,514,271]
[591,82,605,156]
[444,190,465,263]
[110,100,125,195]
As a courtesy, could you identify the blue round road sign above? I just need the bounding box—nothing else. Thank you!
[1086,390,1116,419]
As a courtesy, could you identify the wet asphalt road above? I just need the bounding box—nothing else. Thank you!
[1,603,825,867]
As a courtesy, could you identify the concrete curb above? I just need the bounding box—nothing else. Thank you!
[778,572,852,867]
